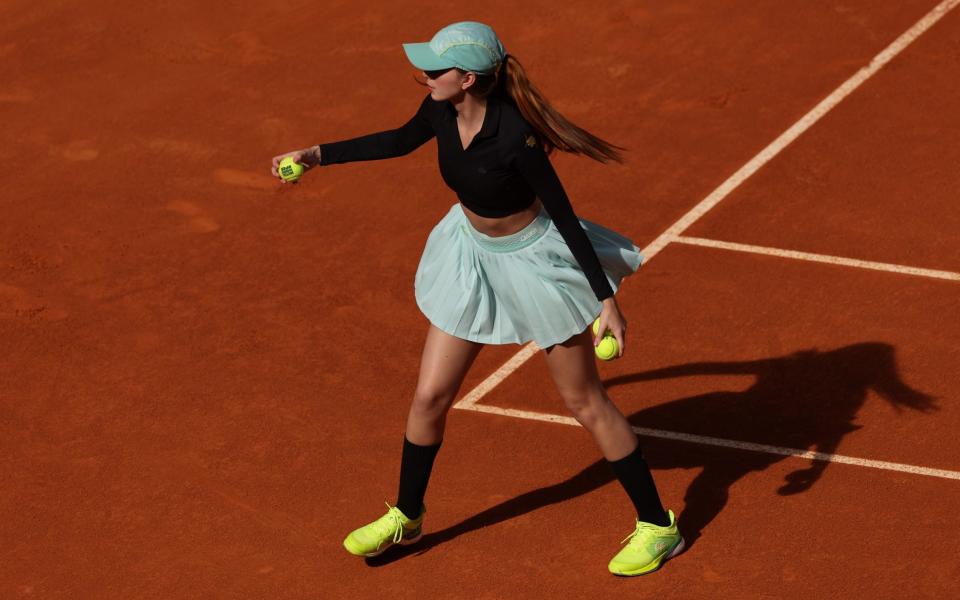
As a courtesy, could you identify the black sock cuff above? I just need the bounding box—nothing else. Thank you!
[403,435,442,452]
[607,439,643,471]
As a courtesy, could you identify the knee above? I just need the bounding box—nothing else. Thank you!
[410,387,456,420]
[560,388,608,428]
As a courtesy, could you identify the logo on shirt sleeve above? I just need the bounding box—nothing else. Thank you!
[525,135,537,148]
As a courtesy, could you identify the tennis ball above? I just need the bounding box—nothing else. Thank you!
[592,318,610,337]
[279,156,304,182]
[595,335,619,361]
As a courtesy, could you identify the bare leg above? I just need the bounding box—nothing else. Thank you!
[543,326,670,526]
[542,326,639,460]
[405,323,485,445]
[344,324,485,553]
[393,323,484,518]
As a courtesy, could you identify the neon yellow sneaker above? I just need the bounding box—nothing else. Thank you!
[608,509,685,576]
[343,502,425,557]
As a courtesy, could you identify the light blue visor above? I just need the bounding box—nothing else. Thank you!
[403,21,505,75]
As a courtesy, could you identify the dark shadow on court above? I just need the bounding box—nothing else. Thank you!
[365,342,936,567]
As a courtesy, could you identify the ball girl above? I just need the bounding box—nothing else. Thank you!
[271,21,684,576]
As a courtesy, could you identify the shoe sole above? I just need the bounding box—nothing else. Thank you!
[610,536,686,577]
[357,531,423,558]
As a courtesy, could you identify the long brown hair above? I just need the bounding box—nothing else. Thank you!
[414,54,625,164]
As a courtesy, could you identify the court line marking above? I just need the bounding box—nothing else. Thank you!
[455,342,541,410]
[454,0,960,479]
[460,403,960,481]
[674,236,960,281]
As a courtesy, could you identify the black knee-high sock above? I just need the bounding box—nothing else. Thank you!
[395,436,442,519]
[607,440,671,526]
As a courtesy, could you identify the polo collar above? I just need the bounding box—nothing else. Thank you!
[443,95,502,143]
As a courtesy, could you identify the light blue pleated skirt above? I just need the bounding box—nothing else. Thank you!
[414,203,644,349]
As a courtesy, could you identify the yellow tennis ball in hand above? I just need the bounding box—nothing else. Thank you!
[595,335,619,361]
[278,156,304,182]
[592,318,610,337]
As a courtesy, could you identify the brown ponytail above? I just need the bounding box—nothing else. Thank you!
[500,54,625,164]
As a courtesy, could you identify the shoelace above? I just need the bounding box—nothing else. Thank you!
[619,520,665,546]
[374,501,407,544]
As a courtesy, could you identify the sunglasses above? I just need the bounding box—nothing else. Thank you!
[423,67,455,80]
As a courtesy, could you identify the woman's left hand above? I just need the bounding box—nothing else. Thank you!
[594,297,627,358]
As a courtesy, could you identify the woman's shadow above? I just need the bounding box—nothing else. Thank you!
[367,342,936,565]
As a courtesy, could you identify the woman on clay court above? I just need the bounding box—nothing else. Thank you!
[270,21,684,576]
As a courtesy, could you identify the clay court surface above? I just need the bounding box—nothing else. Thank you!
[2,1,959,597]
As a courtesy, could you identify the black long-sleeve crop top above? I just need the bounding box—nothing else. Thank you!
[318,92,615,302]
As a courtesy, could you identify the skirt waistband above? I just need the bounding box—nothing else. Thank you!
[459,204,552,253]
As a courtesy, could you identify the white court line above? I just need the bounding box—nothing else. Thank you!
[454,0,960,477]
[674,236,960,281]
[461,404,960,481]
[455,342,541,409]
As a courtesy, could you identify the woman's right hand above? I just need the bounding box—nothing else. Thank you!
[271,145,321,183]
